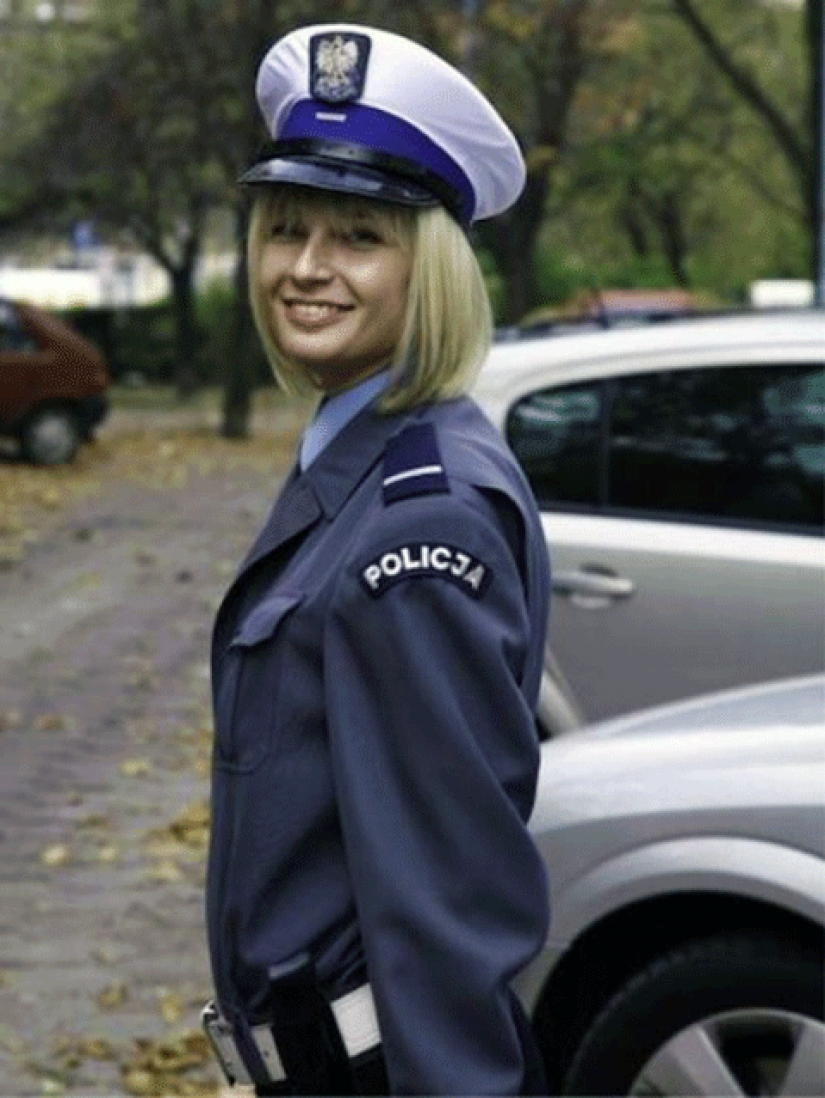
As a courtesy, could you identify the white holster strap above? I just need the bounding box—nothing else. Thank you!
[331,982,381,1058]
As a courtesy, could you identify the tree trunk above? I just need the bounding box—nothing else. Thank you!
[170,262,200,398]
[620,178,650,257]
[655,191,691,287]
[221,203,254,440]
[487,169,551,324]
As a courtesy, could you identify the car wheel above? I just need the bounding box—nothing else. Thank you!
[562,933,824,1096]
[20,408,81,464]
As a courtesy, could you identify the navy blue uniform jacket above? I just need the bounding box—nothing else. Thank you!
[207,395,551,1095]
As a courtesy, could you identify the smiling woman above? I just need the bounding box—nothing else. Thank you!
[248,189,415,394]
[247,185,493,409]
[205,22,552,1098]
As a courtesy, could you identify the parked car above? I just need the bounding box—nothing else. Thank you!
[474,310,825,725]
[0,298,110,464]
[519,673,825,1096]
[497,288,715,340]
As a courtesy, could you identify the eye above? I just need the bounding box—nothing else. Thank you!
[341,225,384,247]
[270,220,306,241]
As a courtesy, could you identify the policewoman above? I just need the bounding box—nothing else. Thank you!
[205,23,551,1097]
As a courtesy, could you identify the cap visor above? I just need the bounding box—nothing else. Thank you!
[238,156,440,209]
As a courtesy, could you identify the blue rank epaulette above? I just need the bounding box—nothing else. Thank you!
[382,423,450,504]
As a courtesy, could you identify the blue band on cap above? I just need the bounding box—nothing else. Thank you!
[281,100,475,221]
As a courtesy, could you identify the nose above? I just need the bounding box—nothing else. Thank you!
[290,228,332,283]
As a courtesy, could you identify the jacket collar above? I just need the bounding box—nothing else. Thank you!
[302,400,417,519]
[238,401,415,577]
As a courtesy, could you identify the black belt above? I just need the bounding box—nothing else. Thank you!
[203,977,383,1091]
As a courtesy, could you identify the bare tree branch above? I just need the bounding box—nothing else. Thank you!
[670,0,807,180]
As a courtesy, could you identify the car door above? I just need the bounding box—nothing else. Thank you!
[507,360,825,722]
[0,301,47,428]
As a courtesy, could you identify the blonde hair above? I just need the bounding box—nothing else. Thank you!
[246,186,493,412]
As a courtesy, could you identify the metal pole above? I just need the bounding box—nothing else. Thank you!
[814,0,824,307]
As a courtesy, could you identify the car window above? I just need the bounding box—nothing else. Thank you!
[507,383,603,508]
[507,363,824,532]
[609,364,824,531]
[0,302,38,353]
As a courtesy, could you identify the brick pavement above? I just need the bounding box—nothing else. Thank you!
[0,404,305,1096]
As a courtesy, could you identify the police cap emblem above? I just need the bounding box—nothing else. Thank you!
[310,32,371,104]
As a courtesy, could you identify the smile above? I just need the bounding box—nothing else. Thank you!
[282,300,353,326]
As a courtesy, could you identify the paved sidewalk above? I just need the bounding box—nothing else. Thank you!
[0,404,305,1096]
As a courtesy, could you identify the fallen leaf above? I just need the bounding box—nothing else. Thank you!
[121,1068,155,1096]
[120,758,152,778]
[97,983,129,1010]
[40,845,70,868]
[120,1030,217,1095]
[33,713,70,732]
[80,1035,117,1060]
[91,946,119,965]
[158,989,184,1024]
[145,859,184,883]
[37,487,62,508]
[39,1079,66,1095]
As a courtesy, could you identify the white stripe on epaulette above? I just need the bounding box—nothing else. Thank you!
[383,464,444,488]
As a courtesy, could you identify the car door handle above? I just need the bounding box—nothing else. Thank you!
[552,567,635,600]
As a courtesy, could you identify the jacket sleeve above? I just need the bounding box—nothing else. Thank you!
[323,490,549,1096]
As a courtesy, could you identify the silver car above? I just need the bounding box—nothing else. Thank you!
[473,310,825,726]
[518,673,825,1096]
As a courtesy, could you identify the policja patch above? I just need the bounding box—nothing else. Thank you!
[359,543,492,599]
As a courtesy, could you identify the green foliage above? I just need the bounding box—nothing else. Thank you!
[61,280,270,388]
[195,277,270,387]
[1,0,815,337]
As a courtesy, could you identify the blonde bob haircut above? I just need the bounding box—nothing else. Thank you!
[247,185,493,412]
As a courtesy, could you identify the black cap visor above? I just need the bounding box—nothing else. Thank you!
[239,139,469,223]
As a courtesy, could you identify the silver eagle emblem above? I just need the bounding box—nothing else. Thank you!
[313,35,363,102]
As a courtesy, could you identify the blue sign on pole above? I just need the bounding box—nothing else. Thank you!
[72,220,98,253]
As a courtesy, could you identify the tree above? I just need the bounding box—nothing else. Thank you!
[10,0,244,394]
[668,0,815,272]
[351,0,626,323]
[0,2,127,236]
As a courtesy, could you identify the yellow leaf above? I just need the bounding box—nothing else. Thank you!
[98,983,129,1010]
[41,844,70,867]
[146,859,184,883]
[158,989,184,1024]
[120,758,152,778]
[121,1068,154,1096]
[76,1036,117,1060]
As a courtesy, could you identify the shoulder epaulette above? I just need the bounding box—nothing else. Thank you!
[382,423,450,504]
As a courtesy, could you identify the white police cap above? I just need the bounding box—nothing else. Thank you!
[240,24,525,225]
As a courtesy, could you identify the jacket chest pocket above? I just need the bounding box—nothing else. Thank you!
[215,593,304,773]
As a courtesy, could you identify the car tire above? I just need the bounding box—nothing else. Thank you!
[562,933,824,1096]
[20,407,81,464]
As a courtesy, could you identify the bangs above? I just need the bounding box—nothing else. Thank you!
[258,185,415,248]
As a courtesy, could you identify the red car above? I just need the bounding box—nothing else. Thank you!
[0,299,110,463]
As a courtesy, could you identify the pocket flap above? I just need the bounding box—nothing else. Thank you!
[231,593,304,649]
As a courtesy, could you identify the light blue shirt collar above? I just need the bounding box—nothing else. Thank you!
[299,369,393,471]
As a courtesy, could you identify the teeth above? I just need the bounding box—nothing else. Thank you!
[288,303,343,322]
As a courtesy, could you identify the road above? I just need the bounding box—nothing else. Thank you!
[0,401,306,1096]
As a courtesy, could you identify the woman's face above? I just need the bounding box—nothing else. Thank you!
[256,194,413,393]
